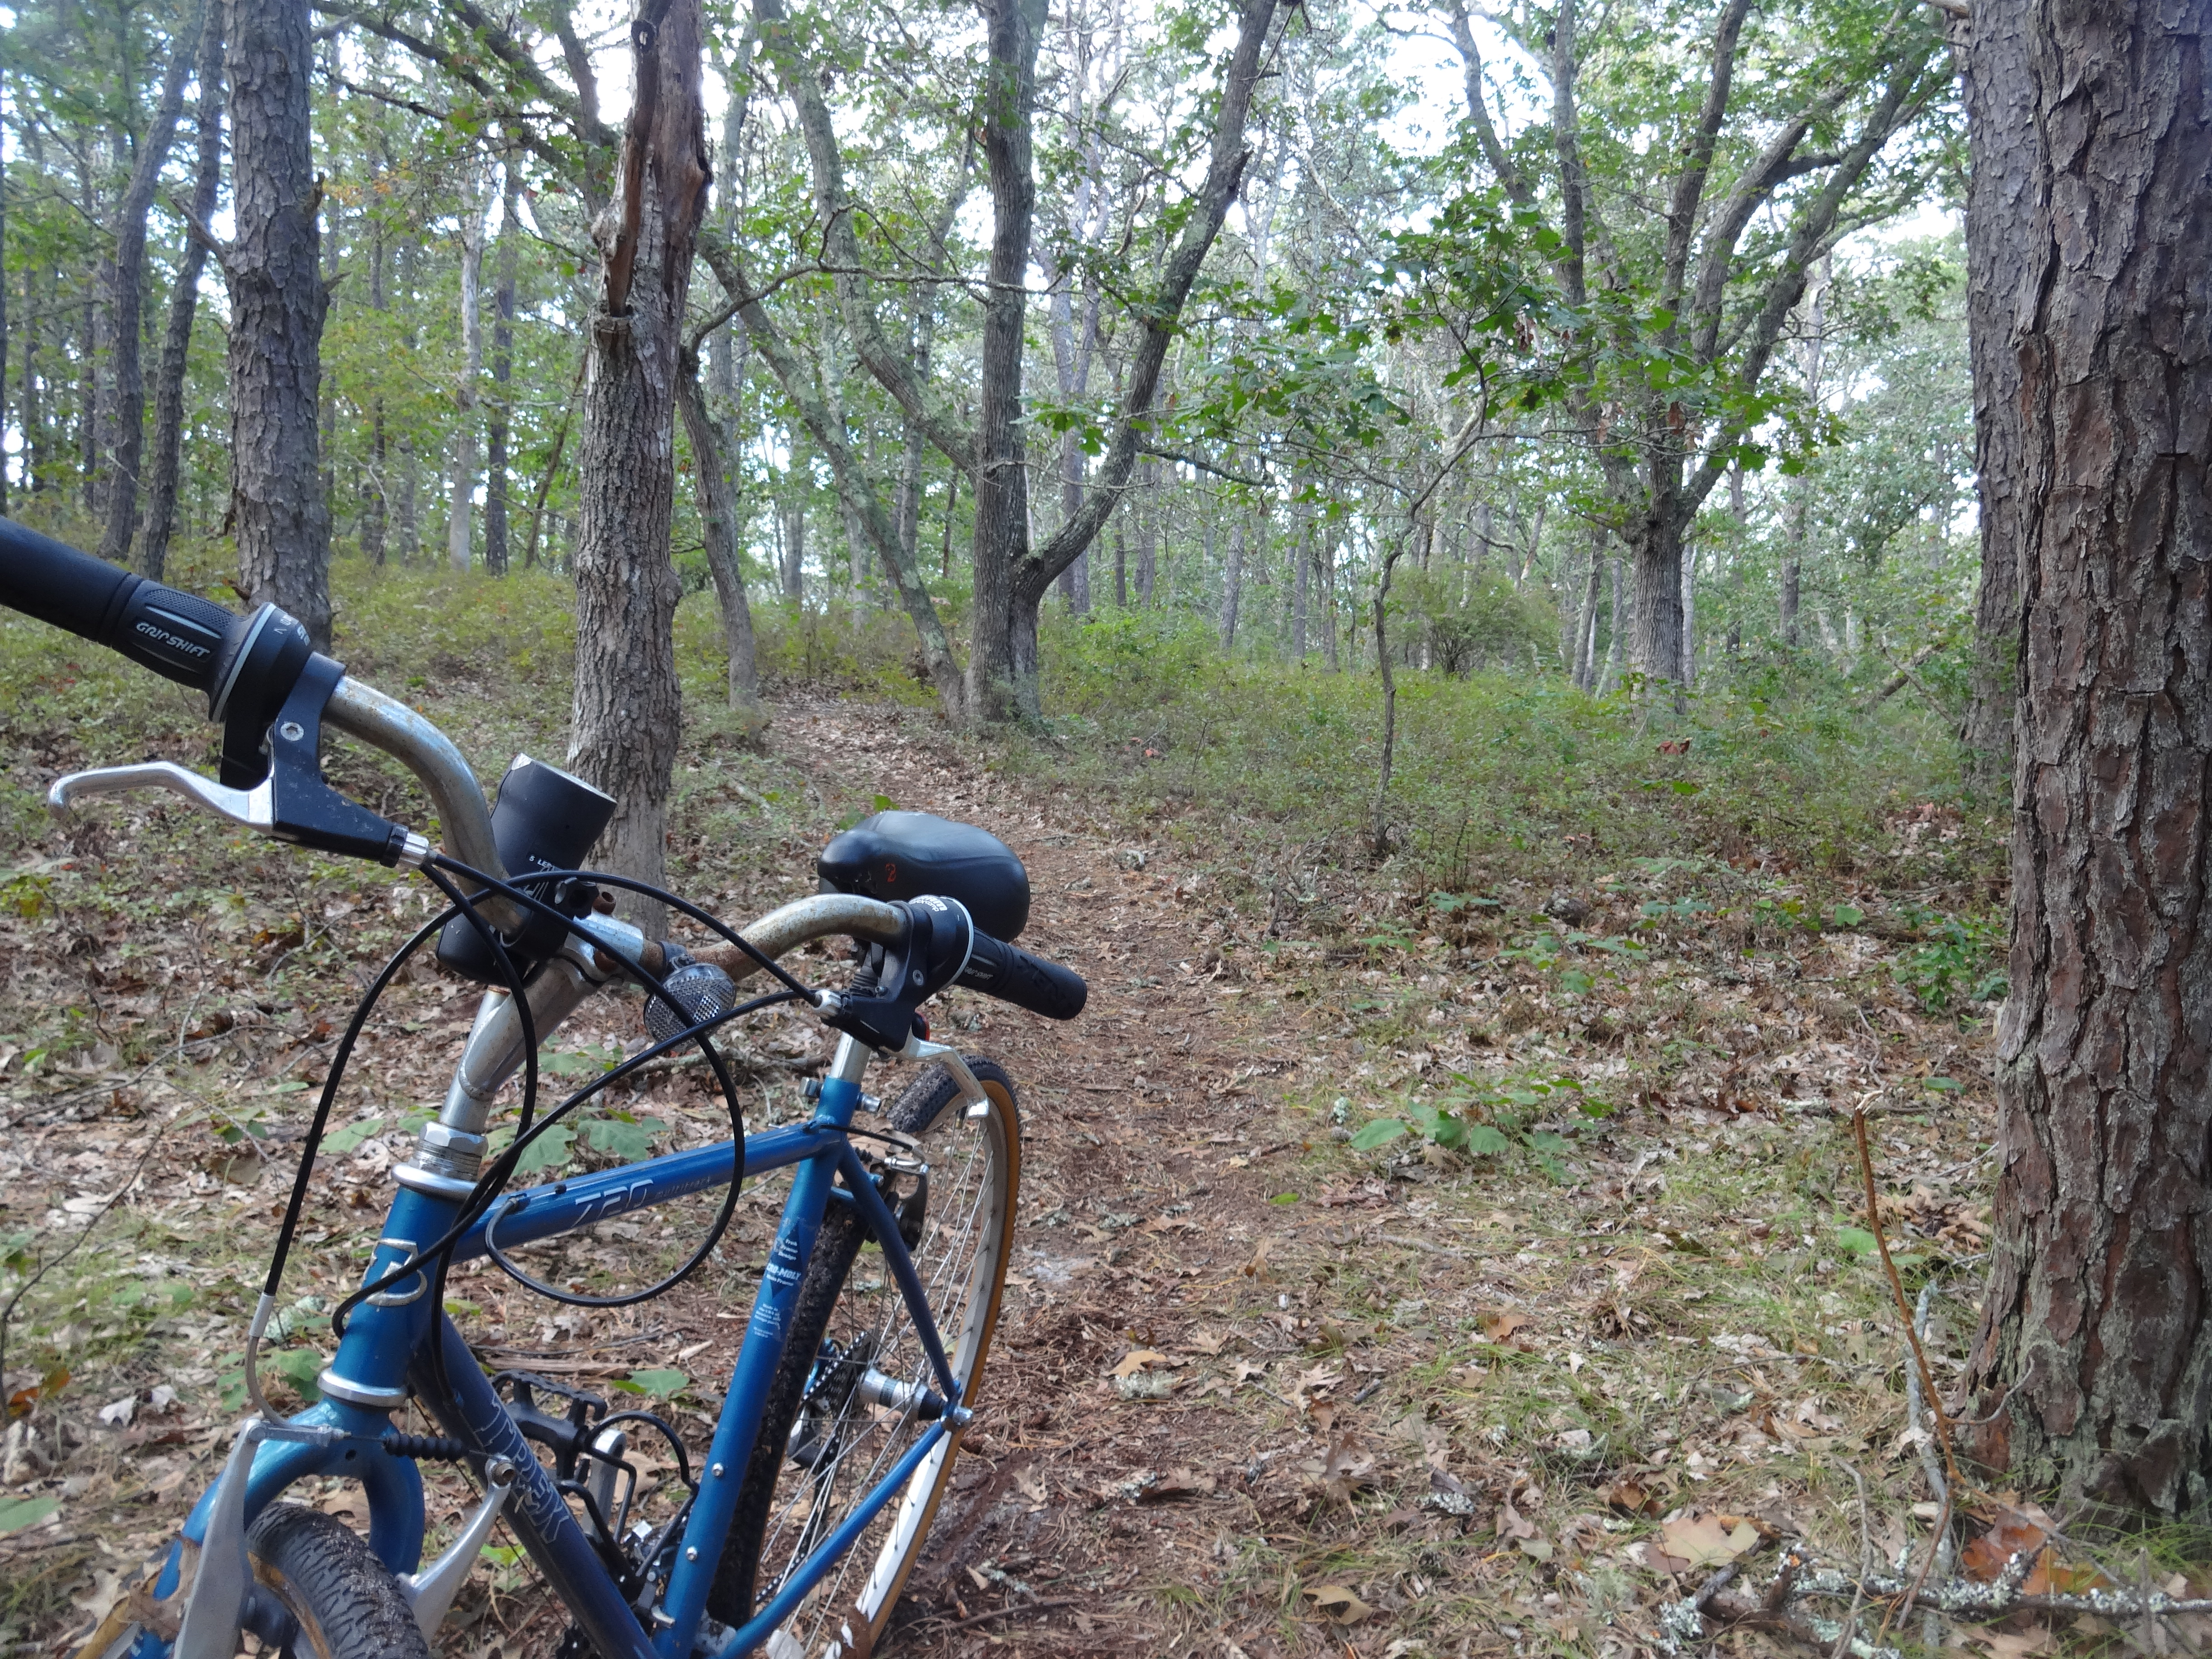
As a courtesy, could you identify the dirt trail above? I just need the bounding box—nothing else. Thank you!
[761,699,1303,1657]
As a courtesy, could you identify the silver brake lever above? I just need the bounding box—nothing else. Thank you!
[48,761,275,831]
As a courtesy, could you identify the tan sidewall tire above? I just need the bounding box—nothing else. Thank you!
[247,1503,433,1659]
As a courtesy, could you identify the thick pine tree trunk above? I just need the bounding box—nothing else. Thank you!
[566,0,710,933]
[1964,0,2212,1518]
[226,0,331,649]
[1957,0,2039,788]
[141,5,225,581]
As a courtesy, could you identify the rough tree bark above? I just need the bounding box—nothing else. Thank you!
[98,2,206,569]
[1957,0,2039,788]
[1963,0,2212,1519]
[226,0,332,649]
[141,6,226,580]
[566,0,711,933]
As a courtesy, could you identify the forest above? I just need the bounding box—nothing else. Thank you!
[0,0,1973,728]
[1,0,2207,1655]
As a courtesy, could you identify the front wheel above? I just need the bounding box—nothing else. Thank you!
[711,1057,1019,1655]
[244,1504,432,1659]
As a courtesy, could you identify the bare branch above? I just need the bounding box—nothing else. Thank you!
[1658,0,1754,328]
[751,0,978,476]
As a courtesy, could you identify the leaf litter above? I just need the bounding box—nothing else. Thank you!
[0,672,2175,1658]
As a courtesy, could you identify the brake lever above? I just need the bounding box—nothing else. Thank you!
[45,654,433,868]
[48,760,275,830]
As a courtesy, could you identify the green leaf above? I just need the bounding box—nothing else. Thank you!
[513,1124,576,1176]
[322,1117,385,1154]
[1923,1076,1964,1093]
[1525,1132,1571,1155]
[0,1495,59,1534]
[1463,1125,1512,1157]
[1559,968,1595,995]
[871,794,898,813]
[627,1368,689,1398]
[1350,1118,1409,1150]
[1268,1191,1302,1206]
[583,1114,664,1163]
[263,1347,325,1401]
[1831,905,1865,928]
[1834,1227,1879,1257]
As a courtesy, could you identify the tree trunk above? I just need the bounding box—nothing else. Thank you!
[141,6,225,580]
[1629,492,1686,689]
[447,173,491,573]
[226,0,332,649]
[964,0,1048,722]
[779,494,806,599]
[1292,502,1309,657]
[1219,522,1245,649]
[1680,538,1697,686]
[484,160,518,576]
[1574,529,1604,690]
[1963,0,2212,1520]
[1600,554,1625,694]
[676,347,760,708]
[22,262,44,497]
[363,217,387,567]
[97,9,203,567]
[1957,0,2038,788]
[1134,457,1157,603]
[566,0,710,934]
[1370,543,1406,857]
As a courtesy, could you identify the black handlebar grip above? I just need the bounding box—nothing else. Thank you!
[0,516,237,694]
[956,931,1088,1021]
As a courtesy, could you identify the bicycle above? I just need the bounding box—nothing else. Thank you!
[0,517,1087,1659]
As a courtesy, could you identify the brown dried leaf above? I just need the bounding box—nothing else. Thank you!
[1302,1584,1373,1626]
[1111,1349,1174,1379]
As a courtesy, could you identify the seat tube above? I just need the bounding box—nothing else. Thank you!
[659,1036,872,1654]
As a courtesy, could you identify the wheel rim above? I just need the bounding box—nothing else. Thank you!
[754,1078,1016,1654]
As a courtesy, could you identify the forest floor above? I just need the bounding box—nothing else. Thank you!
[0,669,2191,1659]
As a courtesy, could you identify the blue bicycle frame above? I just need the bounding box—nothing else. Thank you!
[143,1031,975,1659]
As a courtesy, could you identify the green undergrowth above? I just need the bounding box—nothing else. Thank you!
[1026,605,1993,902]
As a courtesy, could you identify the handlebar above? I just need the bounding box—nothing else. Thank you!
[3,519,1086,1028]
[0,516,241,694]
[958,930,1088,1021]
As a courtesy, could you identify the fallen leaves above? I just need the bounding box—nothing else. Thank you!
[1111,1349,1174,1379]
[1631,1509,1763,1575]
[1303,1583,1373,1625]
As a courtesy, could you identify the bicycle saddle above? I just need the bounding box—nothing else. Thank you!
[817,811,1031,942]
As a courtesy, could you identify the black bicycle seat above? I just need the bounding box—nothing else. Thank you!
[817,811,1031,942]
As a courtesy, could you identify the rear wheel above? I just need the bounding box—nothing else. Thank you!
[244,1504,431,1659]
[711,1057,1019,1655]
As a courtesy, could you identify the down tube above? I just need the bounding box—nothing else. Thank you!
[409,1317,657,1659]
